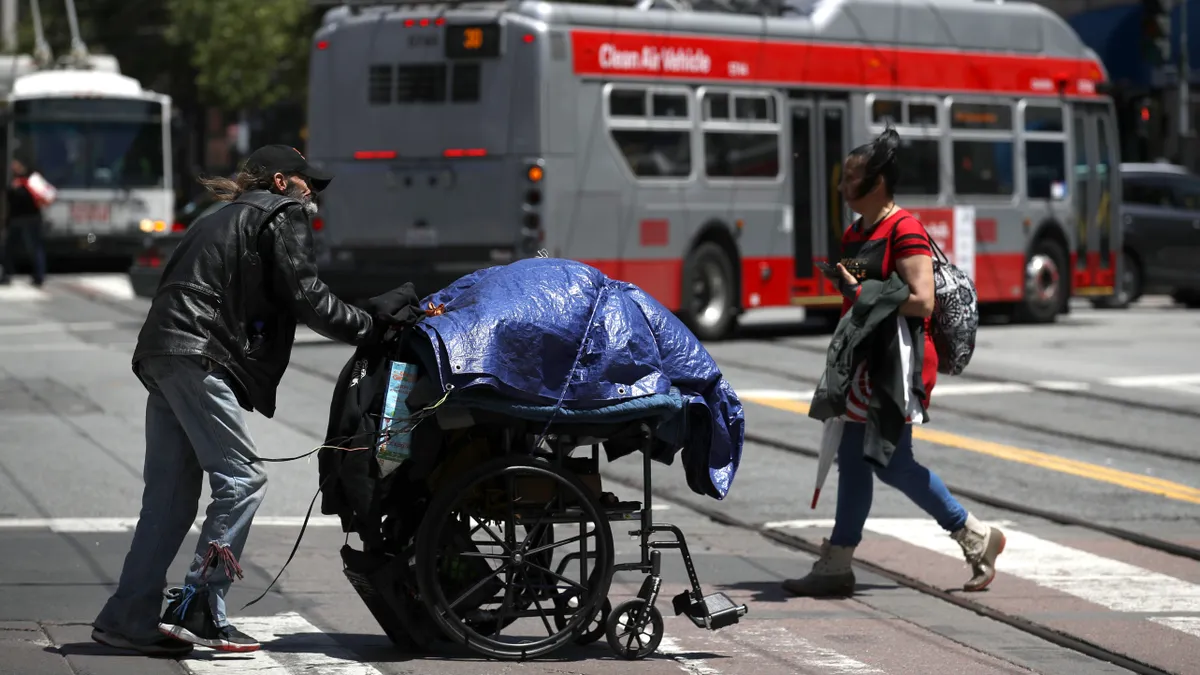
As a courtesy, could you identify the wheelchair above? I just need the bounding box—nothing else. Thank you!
[337,380,748,662]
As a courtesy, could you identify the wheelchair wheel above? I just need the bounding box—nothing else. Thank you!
[605,598,663,660]
[414,455,615,660]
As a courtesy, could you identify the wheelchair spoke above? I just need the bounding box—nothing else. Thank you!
[524,560,587,592]
[447,562,512,611]
[457,550,508,559]
[524,531,590,558]
[472,520,512,553]
[517,567,557,636]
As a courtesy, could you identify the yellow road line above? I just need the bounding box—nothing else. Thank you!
[743,395,1200,505]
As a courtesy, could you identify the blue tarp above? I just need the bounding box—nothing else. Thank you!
[411,257,745,500]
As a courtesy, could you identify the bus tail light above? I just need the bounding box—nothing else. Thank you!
[171,221,186,233]
[316,40,329,50]
[312,217,325,232]
[527,165,543,182]
[355,150,397,160]
[444,148,487,158]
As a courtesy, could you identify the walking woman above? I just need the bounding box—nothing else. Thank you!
[782,128,1005,597]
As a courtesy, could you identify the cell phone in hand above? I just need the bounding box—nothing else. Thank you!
[816,261,839,279]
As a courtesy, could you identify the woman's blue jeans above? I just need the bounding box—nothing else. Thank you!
[830,422,967,547]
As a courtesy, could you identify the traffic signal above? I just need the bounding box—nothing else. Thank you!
[1142,0,1172,66]
[1136,97,1157,138]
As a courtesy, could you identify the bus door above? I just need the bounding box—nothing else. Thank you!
[1071,102,1121,296]
[789,94,849,304]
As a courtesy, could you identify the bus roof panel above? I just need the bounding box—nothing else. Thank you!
[515,0,1095,60]
[10,69,149,100]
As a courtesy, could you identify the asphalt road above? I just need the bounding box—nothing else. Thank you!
[1,274,1198,675]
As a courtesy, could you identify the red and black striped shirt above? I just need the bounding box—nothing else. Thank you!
[837,208,938,419]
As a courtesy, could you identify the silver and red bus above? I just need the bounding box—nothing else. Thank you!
[306,0,1121,339]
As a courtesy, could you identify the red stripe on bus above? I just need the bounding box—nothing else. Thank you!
[570,30,1104,97]
[583,251,1032,314]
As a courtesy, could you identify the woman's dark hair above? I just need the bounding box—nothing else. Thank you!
[847,126,901,200]
[197,163,277,202]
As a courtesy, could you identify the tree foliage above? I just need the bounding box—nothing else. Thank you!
[165,0,315,110]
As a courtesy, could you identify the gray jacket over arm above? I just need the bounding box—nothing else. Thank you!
[808,272,928,467]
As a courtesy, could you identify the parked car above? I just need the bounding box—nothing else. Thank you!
[128,195,223,298]
[1098,162,1200,309]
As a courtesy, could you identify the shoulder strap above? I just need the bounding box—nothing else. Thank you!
[888,213,949,265]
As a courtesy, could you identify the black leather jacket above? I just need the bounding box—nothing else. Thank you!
[132,190,375,417]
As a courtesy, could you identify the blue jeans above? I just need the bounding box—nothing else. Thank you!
[830,422,966,547]
[94,356,268,641]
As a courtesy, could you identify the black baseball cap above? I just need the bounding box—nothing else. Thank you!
[243,144,334,192]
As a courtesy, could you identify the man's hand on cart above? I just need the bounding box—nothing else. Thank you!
[364,283,424,340]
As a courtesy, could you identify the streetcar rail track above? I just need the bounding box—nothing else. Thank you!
[601,469,1178,675]
[763,336,1200,422]
[717,353,1200,468]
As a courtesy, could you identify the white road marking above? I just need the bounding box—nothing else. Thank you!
[0,342,103,353]
[0,516,345,532]
[1104,373,1200,388]
[659,635,724,675]
[0,320,120,336]
[1032,380,1090,391]
[782,518,1200,630]
[180,611,383,675]
[1149,616,1200,639]
[70,274,136,300]
[0,281,48,302]
[736,624,886,673]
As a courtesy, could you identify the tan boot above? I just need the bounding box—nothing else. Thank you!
[951,514,1006,591]
[781,539,856,597]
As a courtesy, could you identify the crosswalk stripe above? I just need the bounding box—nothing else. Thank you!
[70,275,136,300]
[771,518,1200,639]
[180,612,383,674]
[0,516,346,532]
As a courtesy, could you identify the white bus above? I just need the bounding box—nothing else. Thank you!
[2,66,174,263]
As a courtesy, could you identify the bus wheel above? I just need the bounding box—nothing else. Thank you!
[1016,238,1067,324]
[682,242,737,341]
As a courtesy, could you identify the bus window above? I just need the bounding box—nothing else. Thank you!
[896,138,939,195]
[396,64,447,102]
[734,95,776,123]
[609,89,646,117]
[368,65,393,105]
[908,103,938,127]
[1026,140,1066,199]
[1024,105,1064,132]
[953,139,1014,195]
[653,92,689,119]
[872,98,902,125]
[607,85,693,178]
[705,93,730,120]
[705,132,779,178]
[612,130,691,177]
[701,90,780,179]
[450,63,481,103]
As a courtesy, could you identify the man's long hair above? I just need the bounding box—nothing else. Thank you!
[197,164,276,202]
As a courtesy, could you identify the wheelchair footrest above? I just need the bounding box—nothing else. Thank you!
[672,590,748,631]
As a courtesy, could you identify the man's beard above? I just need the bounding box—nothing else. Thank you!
[284,182,319,216]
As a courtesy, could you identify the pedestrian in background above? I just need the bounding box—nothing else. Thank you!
[91,145,417,657]
[0,155,47,287]
[782,128,1006,598]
